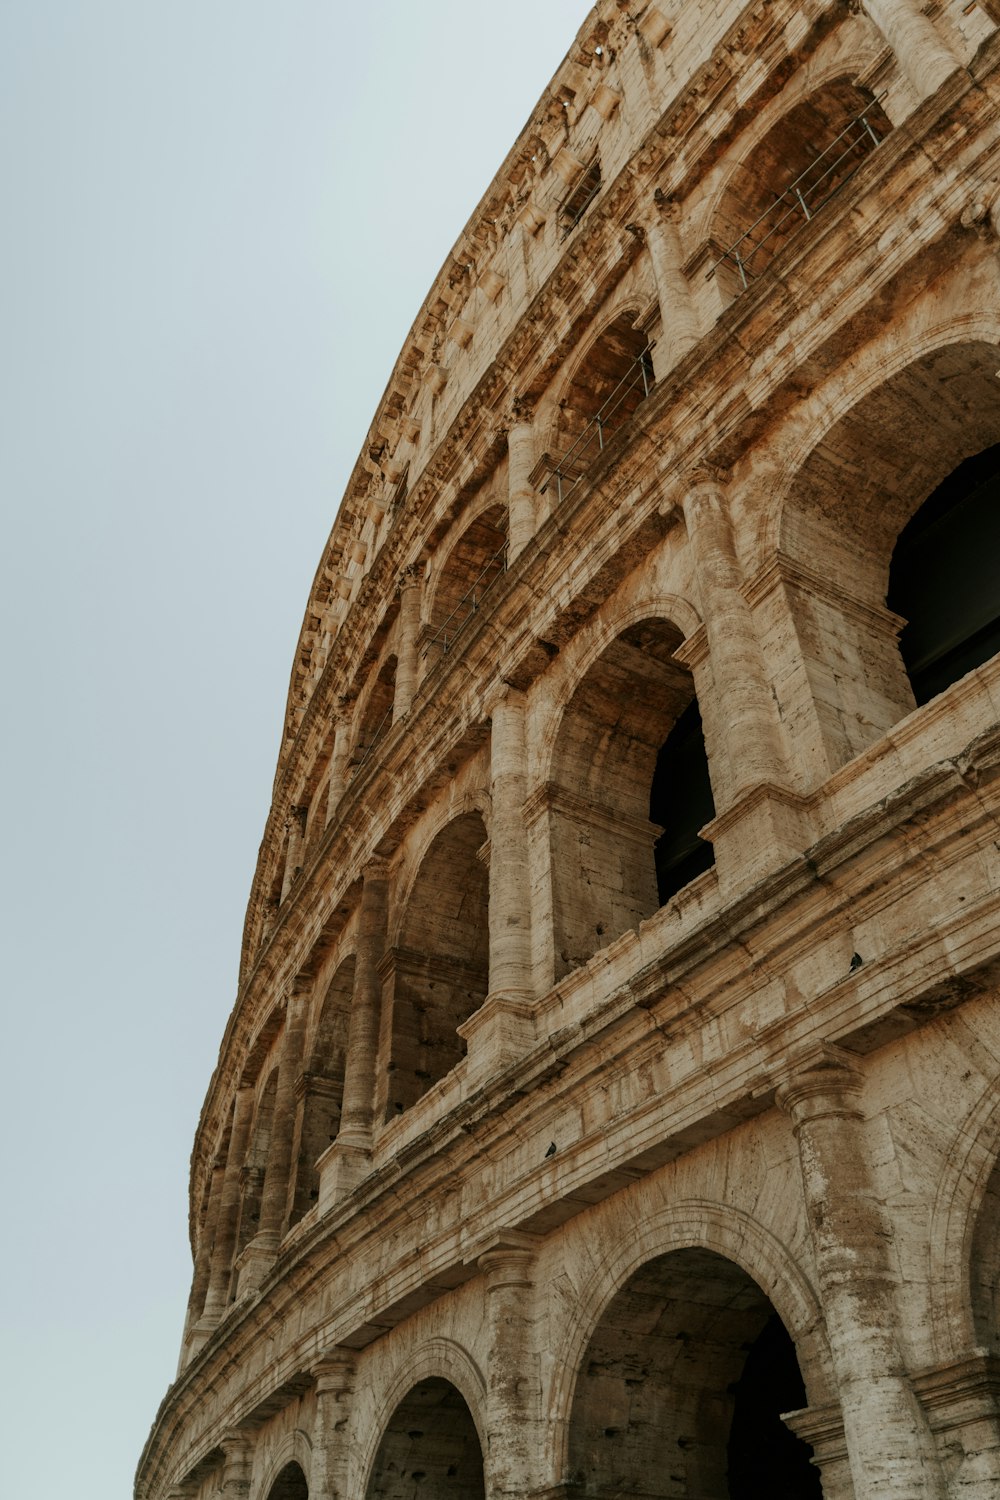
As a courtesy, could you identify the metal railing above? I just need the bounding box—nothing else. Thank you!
[540,344,655,505]
[708,99,885,291]
[423,541,509,657]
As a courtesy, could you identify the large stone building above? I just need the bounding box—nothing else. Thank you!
[137,2,1000,1496]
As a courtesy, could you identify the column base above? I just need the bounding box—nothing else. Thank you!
[233,1234,279,1298]
[458,990,536,1084]
[702,782,813,896]
[317,1134,372,1214]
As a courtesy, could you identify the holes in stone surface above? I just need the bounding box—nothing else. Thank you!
[888,442,1000,706]
[365,1378,484,1500]
[568,1247,818,1499]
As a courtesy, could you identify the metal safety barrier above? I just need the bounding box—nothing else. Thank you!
[423,541,509,657]
[708,99,885,291]
[541,344,655,505]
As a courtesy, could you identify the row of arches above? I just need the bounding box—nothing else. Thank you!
[241,1075,1000,1500]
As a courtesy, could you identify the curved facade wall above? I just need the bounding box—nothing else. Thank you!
[138,4,1000,1498]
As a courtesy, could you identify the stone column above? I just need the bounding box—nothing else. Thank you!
[237,983,310,1293]
[198,1085,255,1328]
[678,472,808,886]
[218,1433,253,1500]
[310,1350,357,1500]
[280,806,306,903]
[508,415,537,562]
[325,710,351,827]
[681,473,786,799]
[643,203,699,376]
[479,1237,540,1498]
[394,566,424,717]
[178,1150,226,1362]
[858,0,959,98]
[777,1053,947,1498]
[318,857,389,1206]
[459,687,536,1078]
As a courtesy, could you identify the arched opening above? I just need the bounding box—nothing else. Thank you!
[231,1068,278,1293]
[887,442,1000,706]
[548,314,653,500]
[969,1145,1000,1352]
[380,813,489,1118]
[776,339,1000,777]
[266,1461,309,1500]
[711,80,890,295]
[567,1248,820,1499]
[289,956,355,1226]
[426,504,508,656]
[365,1378,485,1499]
[549,619,715,981]
[354,655,397,769]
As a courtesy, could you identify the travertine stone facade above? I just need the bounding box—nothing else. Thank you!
[138,2,1000,1496]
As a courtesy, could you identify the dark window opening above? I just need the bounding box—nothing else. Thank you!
[728,1313,821,1499]
[651,697,716,903]
[266,1463,309,1500]
[560,159,601,234]
[888,442,1000,706]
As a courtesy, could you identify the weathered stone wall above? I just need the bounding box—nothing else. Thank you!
[139,2,1000,1497]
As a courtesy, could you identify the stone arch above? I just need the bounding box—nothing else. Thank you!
[379,811,490,1118]
[389,791,492,948]
[545,608,716,979]
[358,1339,487,1500]
[763,328,1000,775]
[541,307,653,496]
[233,1066,279,1280]
[289,953,355,1226]
[353,653,397,766]
[929,1072,1000,1364]
[548,1201,832,1491]
[703,56,889,297]
[254,1434,312,1500]
[424,500,508,658]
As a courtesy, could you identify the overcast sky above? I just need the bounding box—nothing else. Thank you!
[0,4,593,1494]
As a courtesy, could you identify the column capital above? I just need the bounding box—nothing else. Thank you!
[484,679,525,717]
[398,560,425,591]
[362,853,391,882]
[774,1043,866,1127]
[312,1346,357,1393]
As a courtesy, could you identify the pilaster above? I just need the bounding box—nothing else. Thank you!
[777,1049,947,1497]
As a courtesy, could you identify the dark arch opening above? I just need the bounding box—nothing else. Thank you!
[365,1378,485,1500]
[651,697,716,904]
[969,1141,1000,1352]
[712,79,890,294]
[567,1247,819,1499]
[888,442,1000,706]
[354,654,397,769]
[266,1461,309,1500]
[550,619,715,980]
[289,955,355,1226]
[548,313,653,497]
[427,503,508,655]
[380,813,490,1118]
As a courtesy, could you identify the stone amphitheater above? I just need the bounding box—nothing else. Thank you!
[137,2,1000,1496]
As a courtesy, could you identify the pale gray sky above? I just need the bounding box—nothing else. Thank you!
[0,4,592,1493]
